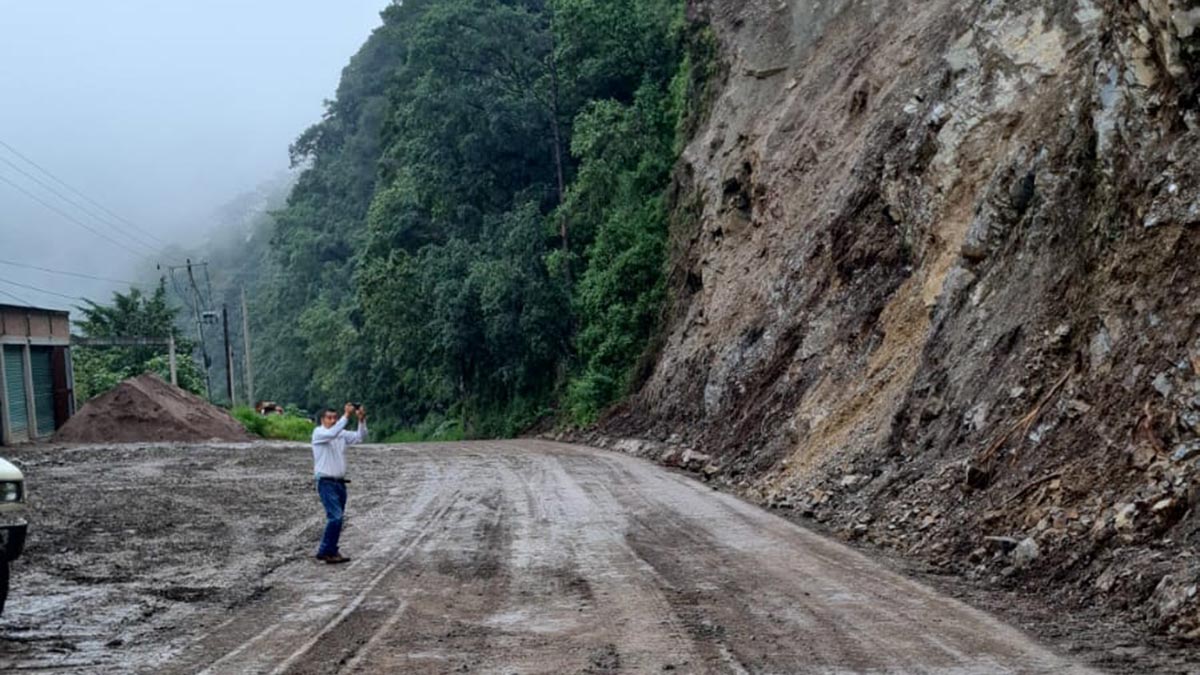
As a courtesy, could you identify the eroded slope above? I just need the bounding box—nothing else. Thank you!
[602,0,1200,648]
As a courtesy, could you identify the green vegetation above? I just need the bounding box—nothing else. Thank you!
[188,175,293,408]
[231,406,316,441]
[383,413,466,443]
[73,283,205,402]
[220,0,714,436]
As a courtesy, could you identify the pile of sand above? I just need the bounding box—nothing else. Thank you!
[55,373,253,444]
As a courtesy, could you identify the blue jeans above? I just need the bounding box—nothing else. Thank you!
[316,478,348,557]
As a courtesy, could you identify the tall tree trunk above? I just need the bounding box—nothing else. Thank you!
[548,29,568,257]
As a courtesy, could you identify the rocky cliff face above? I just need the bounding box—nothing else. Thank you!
[602,0,1200,653]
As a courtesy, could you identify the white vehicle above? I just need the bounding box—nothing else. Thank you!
[0,457,27,614]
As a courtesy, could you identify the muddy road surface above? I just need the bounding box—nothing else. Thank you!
[0,440,1091,673]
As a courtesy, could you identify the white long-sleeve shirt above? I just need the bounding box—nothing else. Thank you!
[311,415,367,479]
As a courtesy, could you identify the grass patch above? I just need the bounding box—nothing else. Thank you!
[383,414,465,443]
[232,406,315,442]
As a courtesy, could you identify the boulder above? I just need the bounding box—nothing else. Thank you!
[1012,537,1040,570]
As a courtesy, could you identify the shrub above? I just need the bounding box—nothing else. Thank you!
[232,406,315,442]
[384,413,466,443]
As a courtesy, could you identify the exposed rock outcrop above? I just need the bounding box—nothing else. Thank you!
[603,0,1200,651]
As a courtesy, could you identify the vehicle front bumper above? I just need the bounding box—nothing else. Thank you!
[0,520,27,562]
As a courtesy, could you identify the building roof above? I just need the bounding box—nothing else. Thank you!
[0,303,70,317]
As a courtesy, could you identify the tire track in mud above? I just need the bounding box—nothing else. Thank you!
[336,598,409,673]
[268,488,465,674]
[607,460,925,671]
[578,456,757,673]
[485,450,658,672]
[336,445,703,674]
[325,454,520,674]
[529,450,709,672]
[170,461,463,675]
[16,441,1096,674]
[289,486,512,675]
[591,451,1090,673]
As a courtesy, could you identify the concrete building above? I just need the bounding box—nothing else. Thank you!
[0,304,74,445]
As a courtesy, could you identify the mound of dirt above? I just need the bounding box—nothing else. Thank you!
[55,373,252,444]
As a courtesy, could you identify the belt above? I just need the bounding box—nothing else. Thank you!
[317,476,351,484]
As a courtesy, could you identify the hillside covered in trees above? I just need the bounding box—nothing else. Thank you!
[237,0,713,437]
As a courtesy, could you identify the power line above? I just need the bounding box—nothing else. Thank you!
[0,276,86,302]
[0,257,149,287]
[0,172,159,264]
[203,264,215,308]
[169,269,190,312]
[0,138,171,247]
[0,153,164,257]
[0,287,33,307]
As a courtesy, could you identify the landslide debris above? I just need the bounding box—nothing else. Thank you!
[54,373,251,443]
[592,0,1200,662]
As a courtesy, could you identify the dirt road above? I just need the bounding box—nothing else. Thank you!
[0,440,1090,673]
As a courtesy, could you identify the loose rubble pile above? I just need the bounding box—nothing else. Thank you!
[800,330,1200,643]
[54,373,252,444]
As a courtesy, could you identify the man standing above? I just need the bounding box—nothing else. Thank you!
[311,402,367,564]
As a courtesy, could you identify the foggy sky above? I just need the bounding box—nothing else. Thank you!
[0,1,387,311]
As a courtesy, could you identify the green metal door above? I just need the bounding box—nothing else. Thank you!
[30,347,54,437]
[3,346,28,440]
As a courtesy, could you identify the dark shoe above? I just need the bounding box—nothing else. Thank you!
[323,554,351,565]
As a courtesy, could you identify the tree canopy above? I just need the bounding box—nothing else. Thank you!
[231,0,714,436]
[73,283,205,401]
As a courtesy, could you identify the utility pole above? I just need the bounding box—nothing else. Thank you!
[183,259,213,399]
[223,304,235,407]
[167,335,177,386]
[240,287,254,404]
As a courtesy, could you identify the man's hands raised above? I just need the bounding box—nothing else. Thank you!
[356,405,367,422]
[344,402,356,418]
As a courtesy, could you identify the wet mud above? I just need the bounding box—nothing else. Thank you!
[0,441,1092,673]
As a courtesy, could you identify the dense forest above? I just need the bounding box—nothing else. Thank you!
[198,0,716,438]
